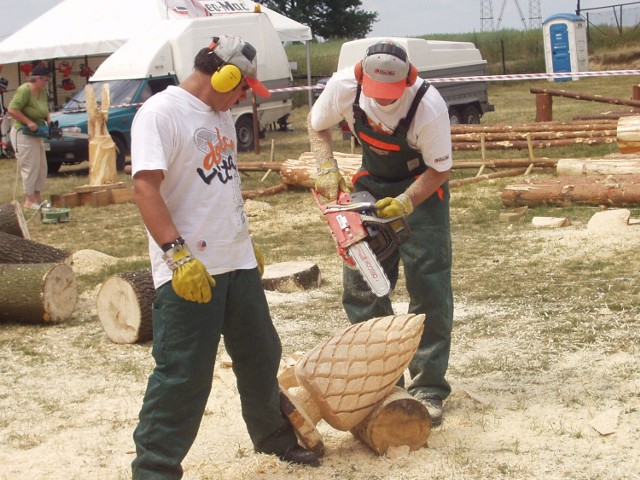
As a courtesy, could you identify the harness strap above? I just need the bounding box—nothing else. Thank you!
[393,81,429,138]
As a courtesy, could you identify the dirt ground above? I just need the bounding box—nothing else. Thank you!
[1,200,639,480]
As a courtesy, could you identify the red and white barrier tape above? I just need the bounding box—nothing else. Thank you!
[270,69,640,93]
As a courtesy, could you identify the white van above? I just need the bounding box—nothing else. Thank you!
[47,14,293,171]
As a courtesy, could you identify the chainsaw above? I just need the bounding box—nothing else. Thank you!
[313,189,411,297]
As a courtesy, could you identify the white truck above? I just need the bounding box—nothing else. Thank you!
[336,37,494,124]
[47,13,293,171]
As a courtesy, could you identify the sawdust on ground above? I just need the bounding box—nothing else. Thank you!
[1,211,639,480]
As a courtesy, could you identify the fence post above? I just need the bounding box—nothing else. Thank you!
[535,93,553,122]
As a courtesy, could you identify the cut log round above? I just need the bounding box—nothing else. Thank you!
[0,201,30,238]
[350,387,431,455]
[97,269,155,344]
[0,263,77,323]
[262,261,321,292]
[0,231,68,264]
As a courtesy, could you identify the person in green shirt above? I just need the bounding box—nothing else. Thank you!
[8,64,51,209]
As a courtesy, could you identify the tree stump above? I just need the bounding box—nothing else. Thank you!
[0,263,77,323]
[96,269,155,344]
[0,201,30,238]
[262,261,321,292]
[350,387,431,455]
[0,231,68,264]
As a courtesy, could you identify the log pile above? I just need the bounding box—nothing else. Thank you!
[450,120,618,151]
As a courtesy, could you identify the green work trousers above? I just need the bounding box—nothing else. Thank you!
[342,186,454,401]
[132,268,296,480]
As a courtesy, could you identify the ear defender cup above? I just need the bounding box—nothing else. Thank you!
[406,64,418,86]
[210,64,242,93]
[354,61,364,84]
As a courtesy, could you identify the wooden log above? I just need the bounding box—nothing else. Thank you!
[97,269,155,344]
[0,201,30,239]
[350,387,431,455]
[262,261,321,293]
[501,176,640,207]
[557,157,640,176]
[530,87,640,108]
[449,168,528,188]
[241,183,288,199]
[617,115,640,154]
[452,136,616,151]
[451,120,618,134]
[237,161,282,172]
[453,158,559,169]
[0,263,77,323]
[452,130,616,142]
[281,153,361,190]
[0,231,69,264]
[535,93,553,122]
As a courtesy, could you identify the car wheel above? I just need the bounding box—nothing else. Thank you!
[463,105,481,124]
[236,115,254,152]
[448,107,462,125]
[112,135,127,171]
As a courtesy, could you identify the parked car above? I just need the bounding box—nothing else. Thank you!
[46,77,175,173]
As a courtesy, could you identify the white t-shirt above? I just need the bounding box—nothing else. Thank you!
[310,68,453,172]
[131,85,255,288]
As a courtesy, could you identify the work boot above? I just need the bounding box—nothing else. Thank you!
[278,444,321,467]
[415,395,443,427]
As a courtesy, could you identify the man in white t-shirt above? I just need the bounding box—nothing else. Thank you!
[130,35,320,479]
[308,40,454,427]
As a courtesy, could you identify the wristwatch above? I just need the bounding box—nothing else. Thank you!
[161,236,185,253]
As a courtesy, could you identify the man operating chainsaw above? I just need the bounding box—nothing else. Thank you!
[308,39,453,427]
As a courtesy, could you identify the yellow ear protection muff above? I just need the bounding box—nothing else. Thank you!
[354,42,418,87]
[208,37,257,93]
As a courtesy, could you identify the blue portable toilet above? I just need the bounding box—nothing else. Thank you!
[543,13,588,81]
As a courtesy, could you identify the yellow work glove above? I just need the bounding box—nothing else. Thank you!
[252,240,265,278]
[375,193,414,219]
[315,161,352,201]
[163,241,216,303]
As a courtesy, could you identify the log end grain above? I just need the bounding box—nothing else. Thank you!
[350,387,431,455]
[97,273,155,344]
[42,263,77,323]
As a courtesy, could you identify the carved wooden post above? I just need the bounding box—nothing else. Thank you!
[86,84,117,185]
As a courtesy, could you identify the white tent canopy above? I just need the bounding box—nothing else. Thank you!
[0,0,311,65]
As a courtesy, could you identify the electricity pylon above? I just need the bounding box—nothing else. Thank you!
[480,0,542,31]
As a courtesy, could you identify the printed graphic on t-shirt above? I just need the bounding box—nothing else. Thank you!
[194,127,237,186]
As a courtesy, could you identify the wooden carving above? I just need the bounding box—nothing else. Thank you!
[86,84,117,185]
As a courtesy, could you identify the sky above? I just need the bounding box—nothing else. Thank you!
[0,0,604,41]
[360,0,583,36]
